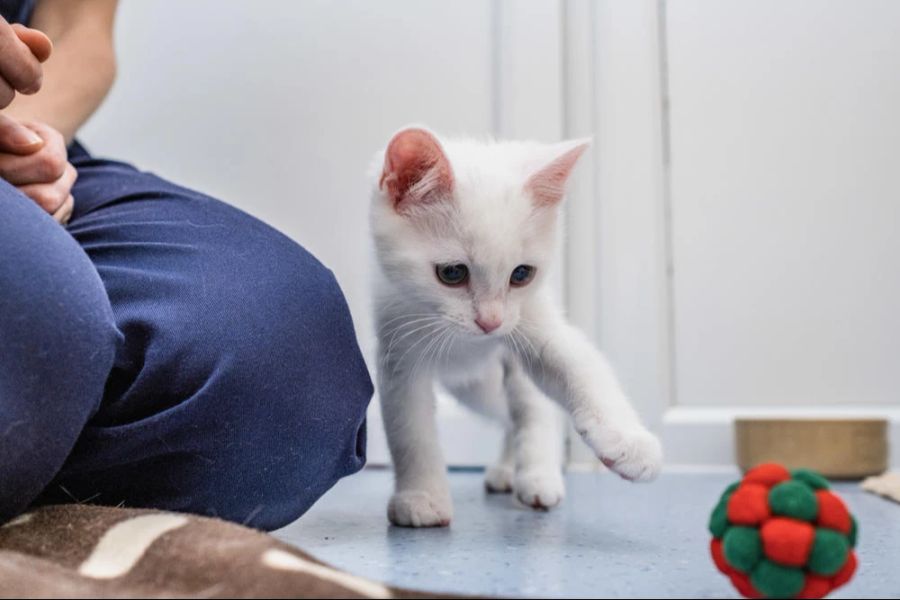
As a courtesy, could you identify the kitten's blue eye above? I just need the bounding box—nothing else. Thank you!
[436,263,469,286]
[510,265,536,287]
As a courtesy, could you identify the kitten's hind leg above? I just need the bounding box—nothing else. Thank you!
[442,362,515,494]
[484,430,515,493]
[503,355,567,510]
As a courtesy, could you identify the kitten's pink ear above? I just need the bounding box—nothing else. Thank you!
[525,139,591,207]
[380,127,454,211]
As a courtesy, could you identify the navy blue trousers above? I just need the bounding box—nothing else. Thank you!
[0,143,372,531]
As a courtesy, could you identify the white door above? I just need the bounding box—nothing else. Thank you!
[568,0,900,466]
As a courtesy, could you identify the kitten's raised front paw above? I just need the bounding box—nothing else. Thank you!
[388,490,453,527]
[513,468,565,510]
[580,422,663,482]
[484,464,514,493]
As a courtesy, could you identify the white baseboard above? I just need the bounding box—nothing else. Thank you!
[662,405,900,469]
[368,399,899,470]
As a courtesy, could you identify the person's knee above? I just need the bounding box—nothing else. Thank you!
[192,239,373,529]
[207,237,373,413]
[0,185,119,522]
[0,185,119,411]
[46,197,372,530]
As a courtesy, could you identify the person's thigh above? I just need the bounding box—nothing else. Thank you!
[0,180,119,524]
[37,149,373,530]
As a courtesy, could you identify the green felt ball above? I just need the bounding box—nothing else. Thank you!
[769,480,818,521]
[709,492,733,539]
[723,526,762,573]
[790,468,830,490]
[849,514,858,548]
[808,528,850,576]
[751,559,806,599]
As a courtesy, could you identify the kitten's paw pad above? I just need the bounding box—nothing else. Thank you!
[513,469,565,510]
[484,464,514,493]
[388,490,453,527]
[582,424,663,482]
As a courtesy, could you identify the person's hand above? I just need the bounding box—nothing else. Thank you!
[0,119,76,224]
[0,16,52,108]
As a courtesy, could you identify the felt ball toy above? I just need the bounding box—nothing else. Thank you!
[709,463,858,599]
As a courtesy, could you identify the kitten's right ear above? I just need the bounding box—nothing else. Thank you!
[525,138,591,207]
[380,127,454,211]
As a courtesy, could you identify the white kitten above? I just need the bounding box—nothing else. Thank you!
[370,127,662,528]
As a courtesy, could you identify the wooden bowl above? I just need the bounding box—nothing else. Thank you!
[735,417,888,479]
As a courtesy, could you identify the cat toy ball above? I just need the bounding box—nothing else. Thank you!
[708,463,858,598]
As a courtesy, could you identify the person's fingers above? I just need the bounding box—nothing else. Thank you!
[0,76,15,108]
[22,120,65,148]
[52,194,74,225]
[0,144,66,185]
[11,24,52,63]
[0,121,65,183]
[18,162,77,214]
[0,21,44,94]
[0,149,66,184]
[0,113,43,154]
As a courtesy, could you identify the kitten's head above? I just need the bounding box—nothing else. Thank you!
[371,126,588,338]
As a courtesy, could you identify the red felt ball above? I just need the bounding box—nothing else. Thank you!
[730,572,763,599]
[815,490,852,535]
[711,538,734,575]
[798,575,833,599]
[728,483,772,525]
[760,517,815,567]
[831,551,857,588]
[743,463,792,488]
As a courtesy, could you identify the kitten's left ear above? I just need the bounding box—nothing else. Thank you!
[379,126,454,212]
[525,138,591,207]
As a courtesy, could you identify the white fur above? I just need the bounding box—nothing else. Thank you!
[371,129,662,527]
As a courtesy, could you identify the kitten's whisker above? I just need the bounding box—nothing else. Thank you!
[516,328,543,380]
[383,317,442,365]
[514,333,530,374]
[506,329,522,358]
[505,332,519,360]
[407,330,436,381]
[383,322,434,371]
[511,329,537,376]
[383,320,435,359]
[411,323,449,381]
[505,333,519,368]
[438,326,455,364]
[409,330,437,379]
[378,314,435,336]
[377,313,436,333]
[390,322,443,377]
[437,326,456,364]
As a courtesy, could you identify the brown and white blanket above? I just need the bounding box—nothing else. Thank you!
[0,504,446,599]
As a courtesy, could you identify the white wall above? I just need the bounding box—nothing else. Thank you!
[666,0,900,408]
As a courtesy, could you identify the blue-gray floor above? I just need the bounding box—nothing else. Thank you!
[274,468,899,598]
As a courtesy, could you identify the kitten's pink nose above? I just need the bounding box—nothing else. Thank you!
[475,317,502,334]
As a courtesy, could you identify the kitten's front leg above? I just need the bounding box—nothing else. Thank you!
[518,298,663,482]
[379,368,453,527]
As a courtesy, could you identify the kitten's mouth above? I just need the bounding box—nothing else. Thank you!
[445,319,510,338]
[467,324,509,338]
